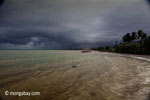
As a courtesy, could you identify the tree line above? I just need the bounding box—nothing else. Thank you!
[92,30,150,54]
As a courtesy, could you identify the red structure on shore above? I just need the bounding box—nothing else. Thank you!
[81,48,91,53]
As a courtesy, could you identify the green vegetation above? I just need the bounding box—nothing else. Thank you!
[92,46,115,52]
[93,30,150,54]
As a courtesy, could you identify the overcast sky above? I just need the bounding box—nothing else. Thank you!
[0,0,150,49]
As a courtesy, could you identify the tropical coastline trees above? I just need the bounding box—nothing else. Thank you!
[93,30,150,54]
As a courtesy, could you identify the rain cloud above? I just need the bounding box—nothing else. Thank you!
[0,0,150,49]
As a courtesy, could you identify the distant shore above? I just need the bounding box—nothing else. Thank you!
[96,51,150,62]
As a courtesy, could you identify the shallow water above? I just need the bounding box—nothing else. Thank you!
[0,50,150,100]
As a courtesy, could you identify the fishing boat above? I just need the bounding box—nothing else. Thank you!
[81,48,91,53]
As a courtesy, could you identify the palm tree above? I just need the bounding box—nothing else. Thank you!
[137,30,143,39]
[122,35,128,43]
[126,33,132,43]
[131,32,137,40]
[141,33,147,41]
[122,33,132,43]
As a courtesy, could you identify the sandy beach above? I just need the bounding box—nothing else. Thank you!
[0,50,150,100]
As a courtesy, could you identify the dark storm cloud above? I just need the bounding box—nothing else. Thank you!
[0,0,150,49]
[147,0,150,5]
[0,28,77,49]
[103,0,150,38]
[0,0,4,6]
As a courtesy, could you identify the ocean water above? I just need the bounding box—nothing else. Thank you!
[0,50,85,70]
[0,50,150,100]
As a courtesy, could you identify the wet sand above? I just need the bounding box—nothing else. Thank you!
[0,50,150,100]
